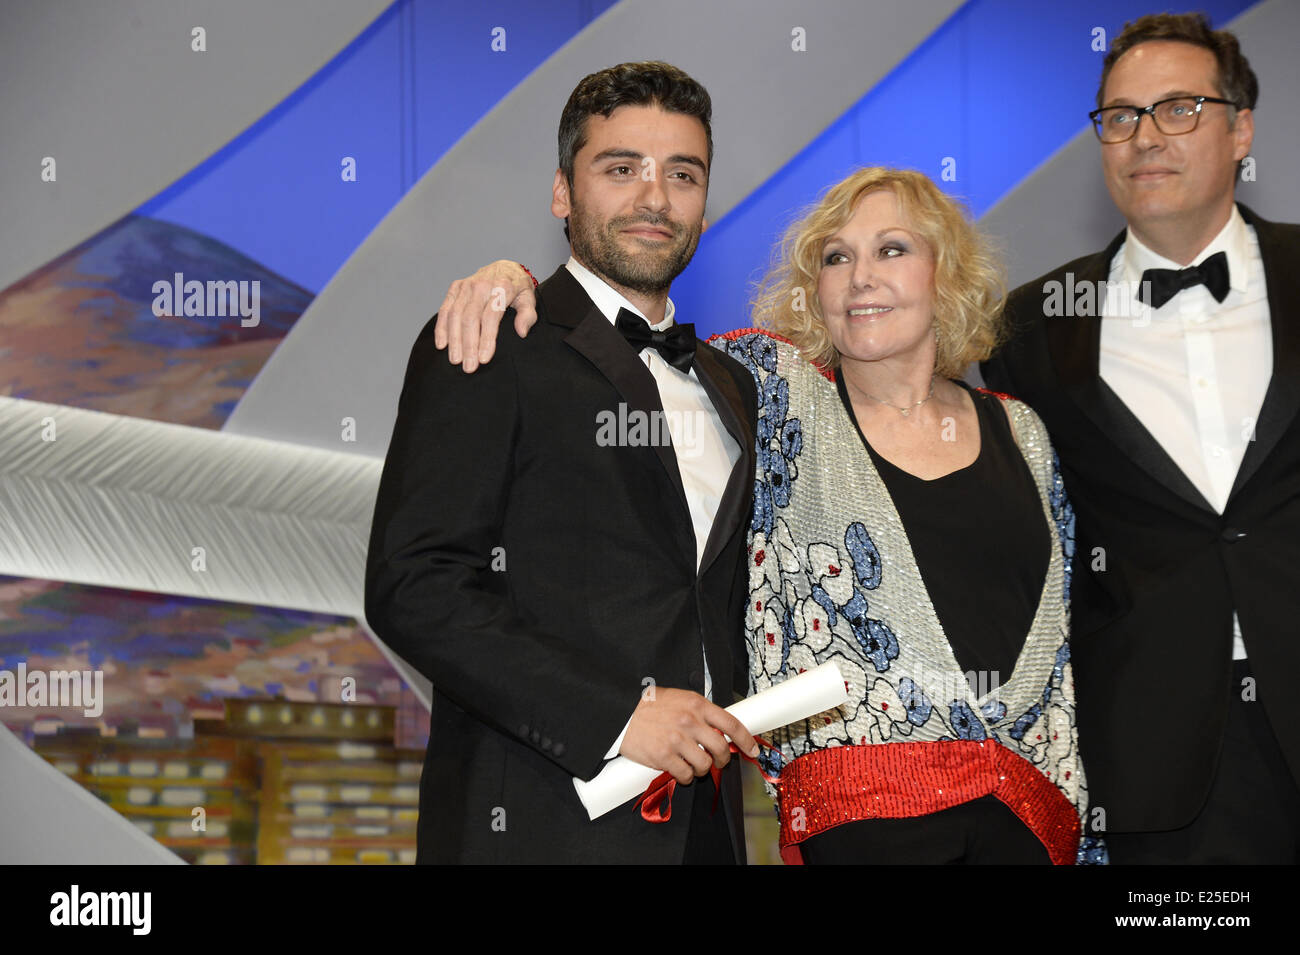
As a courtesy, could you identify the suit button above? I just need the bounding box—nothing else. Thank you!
[518,724,530,738]
[540,737,552,751]
[553,742,565,757]
[530,730,541,745]
[1221,527,1247,542]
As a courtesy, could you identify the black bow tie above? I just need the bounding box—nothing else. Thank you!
[614,308,696,373]
[1139,250,1230,310]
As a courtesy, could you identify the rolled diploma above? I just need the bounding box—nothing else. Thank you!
[572,660,848,821]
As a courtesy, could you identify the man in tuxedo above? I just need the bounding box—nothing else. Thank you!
[365,62,759,864]
[982,13,1300,863]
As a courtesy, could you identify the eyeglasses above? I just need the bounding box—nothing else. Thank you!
[1089,95,1238,144]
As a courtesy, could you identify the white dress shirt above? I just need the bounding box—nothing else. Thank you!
[1099,206,1271,659]
[563,257,742,755]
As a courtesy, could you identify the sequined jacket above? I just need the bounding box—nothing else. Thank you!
[710,330,1105,864]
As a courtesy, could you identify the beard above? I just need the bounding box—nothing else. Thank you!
[568,197,701,295]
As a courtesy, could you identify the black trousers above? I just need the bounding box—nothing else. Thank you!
[1105,660,1300,864]
[682,776,739,865]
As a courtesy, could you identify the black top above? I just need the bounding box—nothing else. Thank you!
[835,375,1049,684]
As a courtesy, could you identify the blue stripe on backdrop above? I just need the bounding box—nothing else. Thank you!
[134,0,618,294]
[674,0,1258,339]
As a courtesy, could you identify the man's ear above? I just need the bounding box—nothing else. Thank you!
[1231,107,1254,161]
[552,169,572,220]
[701,216,709,234]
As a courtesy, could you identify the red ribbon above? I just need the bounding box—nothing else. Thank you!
[632,738,777,823]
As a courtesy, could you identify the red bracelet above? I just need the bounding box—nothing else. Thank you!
[517,262,539,290]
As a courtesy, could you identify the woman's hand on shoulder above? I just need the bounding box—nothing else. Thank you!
[433,260,538,372]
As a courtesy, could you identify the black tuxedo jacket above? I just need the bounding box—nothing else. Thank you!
[982,203,1300,834]
[365,266,758,863]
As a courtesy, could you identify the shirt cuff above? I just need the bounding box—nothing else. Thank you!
[605,712,635,760]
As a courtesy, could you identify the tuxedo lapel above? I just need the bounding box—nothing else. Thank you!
[1229,205,1300,501]
[691,343,754,578]
[537,268,691,523]
[1045,233,1213,513]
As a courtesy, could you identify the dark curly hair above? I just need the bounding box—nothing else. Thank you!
[1098,12,1259,119]
[557,61,712,239]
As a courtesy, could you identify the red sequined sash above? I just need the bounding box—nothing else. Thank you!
[775,741,1080,865]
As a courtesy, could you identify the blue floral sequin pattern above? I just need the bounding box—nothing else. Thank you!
[1049,450,1075,605]
[719,332,802,537]
[842,593,899,673]
[845,522,882,590]
[1078,835,1109,865]
[758,374,803,514]
[898,677,934,727]
[948,701,988,741]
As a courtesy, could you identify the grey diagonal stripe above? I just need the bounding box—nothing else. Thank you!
[223,0,964,456]
[0,0,391,293]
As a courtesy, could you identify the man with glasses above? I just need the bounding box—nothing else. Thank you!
[983,13,1300,863]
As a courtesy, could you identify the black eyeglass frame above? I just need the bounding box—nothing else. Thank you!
[1088,95,1240,143]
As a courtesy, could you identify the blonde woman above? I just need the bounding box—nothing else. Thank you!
[434,168,1104,865]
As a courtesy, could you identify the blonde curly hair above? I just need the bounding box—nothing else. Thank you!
[750,167,1007,379]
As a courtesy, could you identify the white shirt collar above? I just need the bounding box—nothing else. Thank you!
[1121,204,1249,296]
[564,256,676,331]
